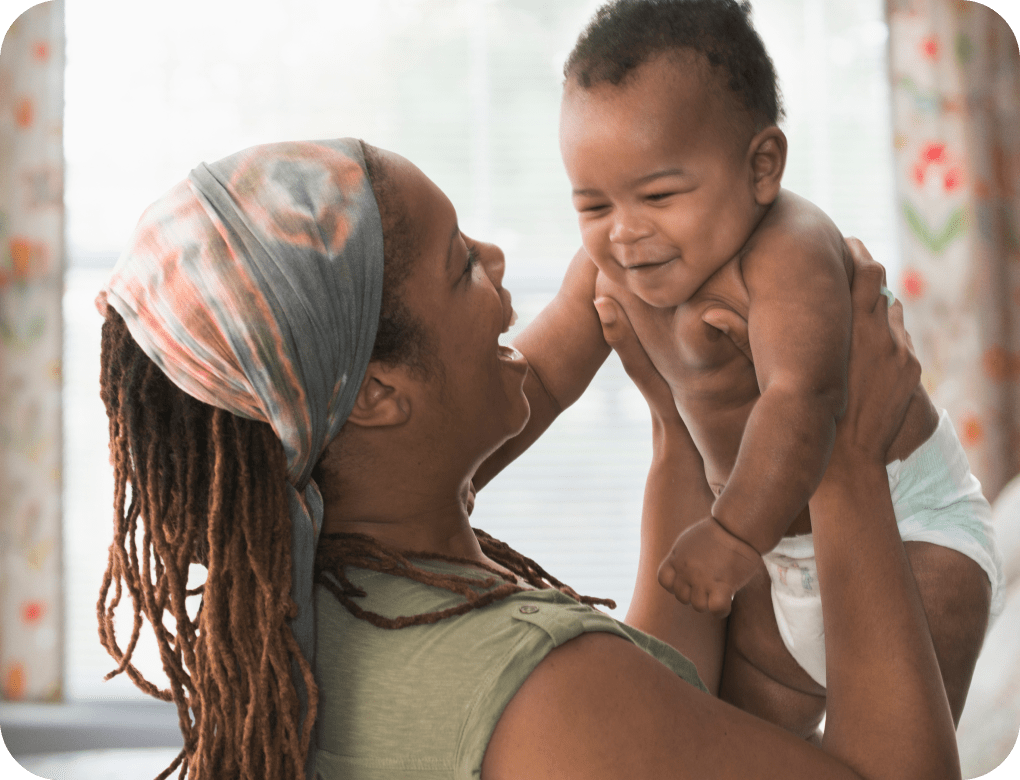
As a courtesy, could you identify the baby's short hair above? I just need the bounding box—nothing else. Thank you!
[564,0,784,132]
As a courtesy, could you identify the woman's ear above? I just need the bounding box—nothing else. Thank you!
[747,126,787,206]
[345,363,413,428]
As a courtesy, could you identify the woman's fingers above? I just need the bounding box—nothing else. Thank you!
[845,236,887,314]
[835,240,922,462]
[702,306,752,363]
[594,296,678,419]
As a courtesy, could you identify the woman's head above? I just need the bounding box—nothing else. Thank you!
[97,138,526,780]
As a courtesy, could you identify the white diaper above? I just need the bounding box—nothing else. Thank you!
[762,408,1004,688]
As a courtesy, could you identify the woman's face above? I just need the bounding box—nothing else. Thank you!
[383,152,531,463]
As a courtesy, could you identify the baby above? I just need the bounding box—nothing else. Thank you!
[496,0,1003,737]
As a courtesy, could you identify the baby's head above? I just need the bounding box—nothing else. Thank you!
[560,0,788,307]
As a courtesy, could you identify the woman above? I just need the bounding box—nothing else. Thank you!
[96,138,958,780]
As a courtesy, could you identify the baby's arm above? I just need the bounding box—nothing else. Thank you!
[660,212,852,615]
[713,219,852,555]
[473,247,611,490]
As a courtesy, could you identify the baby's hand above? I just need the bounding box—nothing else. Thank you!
[657,516,762,618]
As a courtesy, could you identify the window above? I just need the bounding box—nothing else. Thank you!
[63,0,897,700]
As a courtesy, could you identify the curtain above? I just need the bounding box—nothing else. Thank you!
[887,1,1020,774]
[0,0,65,702]
[887,0,1020,502]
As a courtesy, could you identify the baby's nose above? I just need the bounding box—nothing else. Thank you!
[609,210,652,244]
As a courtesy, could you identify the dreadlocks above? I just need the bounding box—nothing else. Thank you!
[98,308,315,780]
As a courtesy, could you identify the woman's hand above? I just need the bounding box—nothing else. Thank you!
[593,296,680,428]
[831,238,921,470]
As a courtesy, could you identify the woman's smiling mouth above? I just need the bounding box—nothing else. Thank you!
[497,344,528,374]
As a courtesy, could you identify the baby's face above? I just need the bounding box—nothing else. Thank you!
[560,54,763,309]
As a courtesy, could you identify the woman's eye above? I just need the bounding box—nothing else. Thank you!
[646,192,673,202]
[463,245,480,277]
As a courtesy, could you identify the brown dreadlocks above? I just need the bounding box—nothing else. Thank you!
[98,309,315,780]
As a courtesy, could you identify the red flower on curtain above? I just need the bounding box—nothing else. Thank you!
[20,601,45,624]
[900,268,927,299]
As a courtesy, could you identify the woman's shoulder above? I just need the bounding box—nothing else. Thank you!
[313,579,569,778]
[313,569,703,779]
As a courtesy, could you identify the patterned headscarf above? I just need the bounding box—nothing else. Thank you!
[97,138,384,776]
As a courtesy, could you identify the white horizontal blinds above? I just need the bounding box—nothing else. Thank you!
[63,0,894,700]
[758,0,899,274]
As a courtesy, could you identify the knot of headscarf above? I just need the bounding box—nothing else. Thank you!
[97,138,384,777]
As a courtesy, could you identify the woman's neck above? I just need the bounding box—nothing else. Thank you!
[319,484,503,571]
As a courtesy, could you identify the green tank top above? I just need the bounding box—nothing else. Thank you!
[313,560,706,779]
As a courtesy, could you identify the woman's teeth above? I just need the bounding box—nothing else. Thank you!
[497,344,522,360]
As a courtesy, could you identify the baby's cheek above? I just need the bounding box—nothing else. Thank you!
[579,221,609,254]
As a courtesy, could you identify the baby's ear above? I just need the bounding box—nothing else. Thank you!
[748,126,787,206]
[345,363,413,428]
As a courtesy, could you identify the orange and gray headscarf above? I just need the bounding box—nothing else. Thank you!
[97,138,384,775]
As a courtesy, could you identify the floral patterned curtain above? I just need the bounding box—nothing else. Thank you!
[887,1,1020,775]
[887,0,1020,503]
[0,0,65,702]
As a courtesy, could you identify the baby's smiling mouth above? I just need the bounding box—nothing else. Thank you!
[624,257,675,271]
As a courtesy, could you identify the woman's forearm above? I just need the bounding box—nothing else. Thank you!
[627,414,726,693]
[810,456,960,780]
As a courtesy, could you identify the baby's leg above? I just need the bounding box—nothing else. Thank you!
[720,542,990,737]
[718,563,827,740]
[904,540,991,725]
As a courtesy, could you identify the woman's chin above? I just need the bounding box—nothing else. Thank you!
[490,394,531,454]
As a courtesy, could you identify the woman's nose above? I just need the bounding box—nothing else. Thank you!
[479,240,506,289]
[471,238,515,332]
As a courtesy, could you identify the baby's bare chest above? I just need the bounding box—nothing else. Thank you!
[594,267,760,408]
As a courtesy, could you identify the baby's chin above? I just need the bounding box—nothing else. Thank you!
[627,281,690,310]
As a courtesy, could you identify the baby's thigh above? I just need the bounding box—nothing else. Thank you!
[904,540,992,725]
[719,564,827,740]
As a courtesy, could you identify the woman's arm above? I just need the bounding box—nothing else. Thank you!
[592,296,727,694]
[482,240,959,780]
[811,240,957,777]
